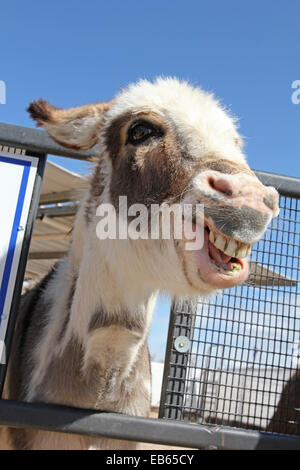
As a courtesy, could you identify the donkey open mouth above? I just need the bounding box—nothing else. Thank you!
[180,218,250,290]
[206,224,249,272]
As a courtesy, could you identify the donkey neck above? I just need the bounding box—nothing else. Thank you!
[62,209,159,355]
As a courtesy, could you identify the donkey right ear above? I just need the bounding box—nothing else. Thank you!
[27,99,112,150]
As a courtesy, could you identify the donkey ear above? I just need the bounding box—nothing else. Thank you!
[27,99,112,150]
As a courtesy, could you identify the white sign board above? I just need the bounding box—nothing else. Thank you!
[0,151,38,363]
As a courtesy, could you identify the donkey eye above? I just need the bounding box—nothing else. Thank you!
[127,121,163,145]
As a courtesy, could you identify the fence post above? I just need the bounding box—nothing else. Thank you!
[159,299,197,420]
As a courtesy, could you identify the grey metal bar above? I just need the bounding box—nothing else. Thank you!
[0,122,97,161]
[37,204,78,218]
[28,251,68,260]
[255,169,300,199]
[39,190,77,205]
[0,399,299,450]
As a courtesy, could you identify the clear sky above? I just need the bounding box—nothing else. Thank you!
[0,0,299,360]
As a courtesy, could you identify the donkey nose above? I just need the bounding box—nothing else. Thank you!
[206,174,279,218]
[208,176,234,196]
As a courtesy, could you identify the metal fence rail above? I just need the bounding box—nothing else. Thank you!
[0,399,299,450]
[0,122,300,449]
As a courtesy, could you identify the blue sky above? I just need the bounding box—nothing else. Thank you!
[0,0,299,360]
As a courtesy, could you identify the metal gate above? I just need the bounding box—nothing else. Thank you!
[0,122,299,449]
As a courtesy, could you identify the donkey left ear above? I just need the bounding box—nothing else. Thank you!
[27,99,112,150]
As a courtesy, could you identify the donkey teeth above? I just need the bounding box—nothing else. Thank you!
[209,230,216,244]
[223,239,238,257]
[231,262,242,272]
[235,245,247,258]
[246,245,252,256]
[209,229,251,258]
[209,231,237,257]
[214,234,226,251]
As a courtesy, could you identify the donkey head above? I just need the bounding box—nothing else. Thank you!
[28,78,279,296]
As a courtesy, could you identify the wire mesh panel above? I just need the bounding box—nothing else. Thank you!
[160,192,300,438]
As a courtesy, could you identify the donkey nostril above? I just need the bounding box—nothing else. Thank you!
[209,176,233,197]
[208,177,216,190]
[263,194,276,212]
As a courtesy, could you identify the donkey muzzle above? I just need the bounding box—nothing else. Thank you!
[191,170,279,244]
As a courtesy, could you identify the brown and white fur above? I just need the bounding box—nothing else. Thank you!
[2,78,279,449]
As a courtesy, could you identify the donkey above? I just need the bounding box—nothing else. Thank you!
[2,78,279,449]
